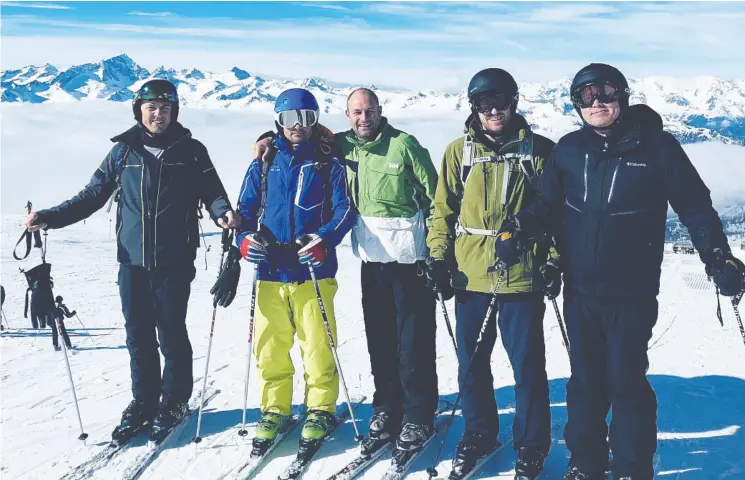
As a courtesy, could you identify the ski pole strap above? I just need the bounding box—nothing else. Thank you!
[716,287,724,327]
[456,223,499,237]
[13,229,33,261]
[220,226,233,253]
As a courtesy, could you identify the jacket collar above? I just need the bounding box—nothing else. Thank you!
[580,104,663,154]
[111,122,192,150]
[344,117,391,149]
[465,112,530,153]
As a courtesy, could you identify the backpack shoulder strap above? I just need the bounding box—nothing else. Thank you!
[106,144,133,213]
[461,134,475,184]
[517,130,537,184]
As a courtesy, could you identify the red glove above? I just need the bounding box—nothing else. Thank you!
[239,232,269,264]
[297,234,327,268]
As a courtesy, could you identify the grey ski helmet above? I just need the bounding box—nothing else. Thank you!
[467,68,519,113]
[133,79,179,122]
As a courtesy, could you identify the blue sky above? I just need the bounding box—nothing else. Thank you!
[2,1,744,91]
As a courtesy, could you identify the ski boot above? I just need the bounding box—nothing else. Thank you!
[54,345,62,351]
[396,422,435,452]
[564,466,607,480]
[514,446,547,479]
[449,431,498,479]
[298,410,337,458]
[251,412,290,456]
[148,399,189,444]
[111,398,157,446]
[361,411,400,454]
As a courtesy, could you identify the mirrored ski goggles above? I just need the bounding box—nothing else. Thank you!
[572,82,622,108]
[472,93,516,114]
[276,109,319,129]
[135,87,178,103]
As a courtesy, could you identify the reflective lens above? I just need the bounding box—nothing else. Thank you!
[276,109,319,128]
[136,85,178,103]
[473,93,513,114]
[572,82,620,108]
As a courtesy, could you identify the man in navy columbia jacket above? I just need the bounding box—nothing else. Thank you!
[495,64,744,480]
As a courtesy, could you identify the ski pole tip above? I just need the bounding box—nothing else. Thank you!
[193,436,203,444]
[426,467,438,478]
[238,429,248,437]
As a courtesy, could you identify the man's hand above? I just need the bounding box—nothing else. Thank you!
[253,137,274,162]
[424,257,454,301]
[539,259,562,300]
[217,210,241,229]
[24,211,47,232]
[707,249,745,297]
[494,216,524,269]
[297,234,327,268]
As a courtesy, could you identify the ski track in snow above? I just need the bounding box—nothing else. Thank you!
[1,214,744,480]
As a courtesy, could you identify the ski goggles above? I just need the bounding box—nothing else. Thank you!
[571,82,623,108]
[472,93,516,114]
[276,109,319,129]
[135,85,178,103]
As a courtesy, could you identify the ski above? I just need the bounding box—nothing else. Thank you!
[447,440,507,480]
[120,388,220,480]
[326,400,454,480]
[277,395,367,480]
[226,413,305,480]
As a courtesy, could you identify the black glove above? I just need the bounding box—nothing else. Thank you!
[539,259,562,300]
[23,263,56,319]
[706,249,745,297]
[424,257,454,301]
[495,217,525,269]
[210,246,242,307]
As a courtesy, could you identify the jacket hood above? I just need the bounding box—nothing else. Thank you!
[111,122,192,148]
[580,104,664,152]
[625,104,663,132]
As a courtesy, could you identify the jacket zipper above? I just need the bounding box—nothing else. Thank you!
[565,198,582,212]
[583,153,589,203]
[607,157,621,203]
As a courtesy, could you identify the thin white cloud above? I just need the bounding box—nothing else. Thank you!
[528,4,618,22]
[300,3,349,12]
[2,1,71,9]
[127,11,173,17]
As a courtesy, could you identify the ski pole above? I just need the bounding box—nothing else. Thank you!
[56,315,88,441]
[552,298,570,355]
[194,228,232,443]
[307,263,363,442]
[732,291,745,347]
[74,313,91,338]
[437,291,458,358]
[237,264,259,437]
[427,266,507,479]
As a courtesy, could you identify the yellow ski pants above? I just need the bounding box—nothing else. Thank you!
[254,278,339,415]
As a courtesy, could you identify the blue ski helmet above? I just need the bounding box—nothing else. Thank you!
[274,88,319,113]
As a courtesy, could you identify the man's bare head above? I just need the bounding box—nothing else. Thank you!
[346,88,382,141]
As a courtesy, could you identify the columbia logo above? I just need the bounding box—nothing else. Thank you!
[626,162,647,167]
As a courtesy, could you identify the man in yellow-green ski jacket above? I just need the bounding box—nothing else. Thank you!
[425,69,559,479]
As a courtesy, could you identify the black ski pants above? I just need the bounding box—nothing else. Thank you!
[455,290,551,452]
[361,261,438,425]
[563,290,658,479]
[52,317,72,348]
[118,264,195,406]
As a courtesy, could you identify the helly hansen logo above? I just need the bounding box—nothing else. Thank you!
[389,163,402,169]
[626,162,647,167]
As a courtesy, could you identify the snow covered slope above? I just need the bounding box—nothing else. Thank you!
[2,54,745,144]
[1,215,744,479]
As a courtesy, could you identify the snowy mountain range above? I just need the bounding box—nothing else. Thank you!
[3,54,745,145]
[667,203,745,243]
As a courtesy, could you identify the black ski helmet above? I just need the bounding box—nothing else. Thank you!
[467,68,519,113]
[570,63,630,111]
[55,295,63,304]
[133,79,179,123]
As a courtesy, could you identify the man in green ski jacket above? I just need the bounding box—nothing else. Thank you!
[426,69,559,480]
[254,87,440,455]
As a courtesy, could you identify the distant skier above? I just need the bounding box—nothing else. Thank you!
[495,63,745,479]
[253,88,440,457]
[52,296,74,351]
[217,88,355,456]
[426,68,558,479]
[1,285,6,331]
[24,79,238,445]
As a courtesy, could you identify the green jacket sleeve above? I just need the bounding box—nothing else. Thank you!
[427,140,462,262]
[404,136,438,228]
